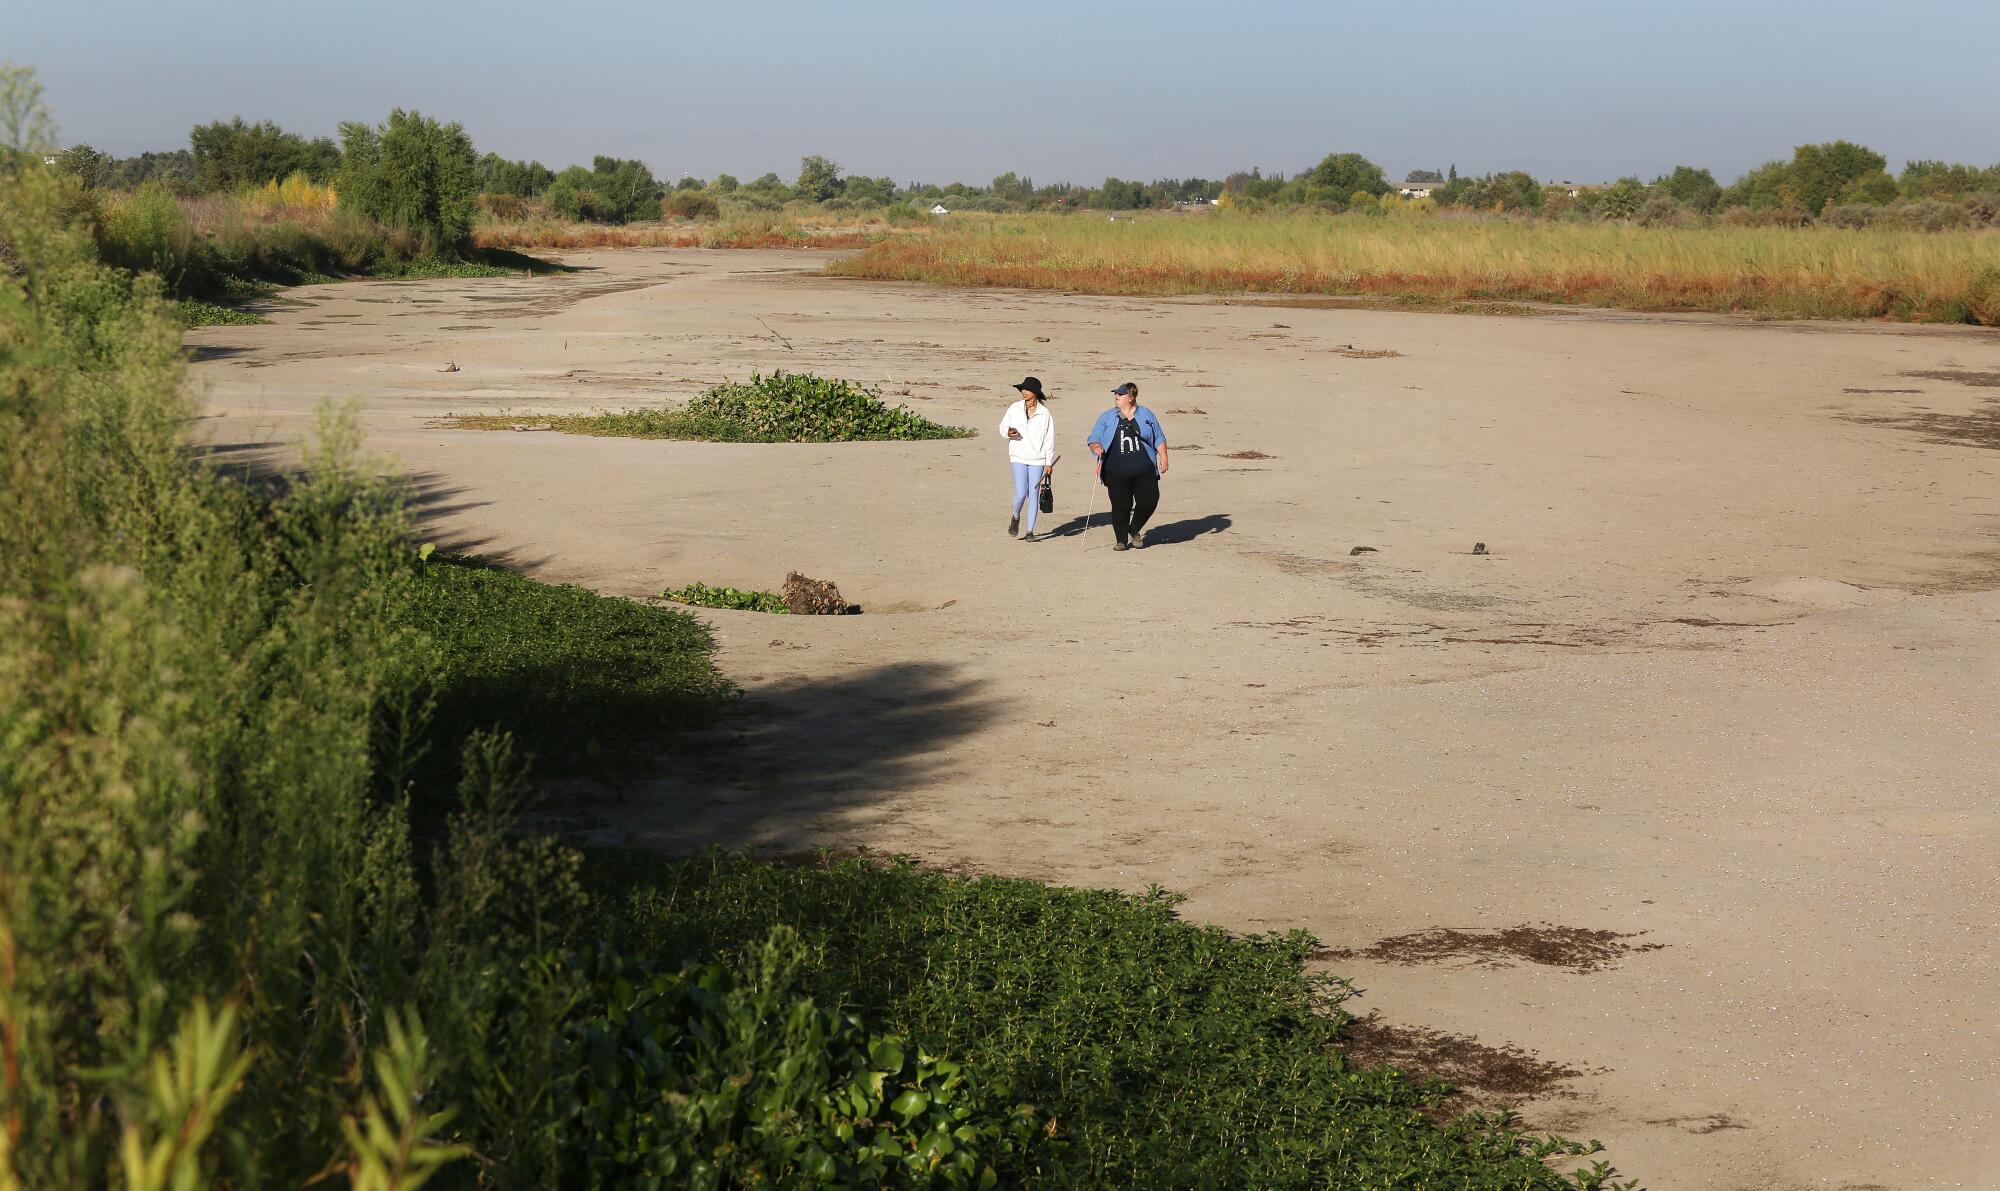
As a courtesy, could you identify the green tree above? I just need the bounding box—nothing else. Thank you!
[190,117,339,190]
[1405,168,1443,184]
[1,61,58,162]
[477,153,553,197]
[1597,177,1644,219]
[1658,165,1721,212]
[1720,159,1791,210]
[1308,152,1387,197]
[1097,177,1144,209]
[103,149,196,192]
[56,143,108,189]
[796,154,843,202]
[713,173,739,193]
[540,157,660,223]
[337,109,479,255]
[1787,140,1888,215]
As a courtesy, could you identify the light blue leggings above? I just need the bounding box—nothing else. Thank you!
[1010,462,1046,532]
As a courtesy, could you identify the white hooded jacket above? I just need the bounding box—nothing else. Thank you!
[997,398,1057,466]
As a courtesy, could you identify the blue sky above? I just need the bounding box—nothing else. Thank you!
[8,0,1996,186]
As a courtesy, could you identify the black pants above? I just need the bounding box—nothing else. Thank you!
[1103,472,1160,544]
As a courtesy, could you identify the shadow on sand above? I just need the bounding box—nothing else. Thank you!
[1041,510,1233,544]
[575,661,1001,854]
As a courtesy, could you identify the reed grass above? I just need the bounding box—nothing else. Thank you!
[829,211,2000,324]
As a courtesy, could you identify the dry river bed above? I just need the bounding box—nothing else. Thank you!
[190,248,2000,1190]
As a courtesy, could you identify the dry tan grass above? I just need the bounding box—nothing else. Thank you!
[828,211,2000,324]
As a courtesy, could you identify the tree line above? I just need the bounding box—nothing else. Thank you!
[43,103,2000,237]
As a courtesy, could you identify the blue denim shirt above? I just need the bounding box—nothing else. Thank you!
[1086,405,1168,473]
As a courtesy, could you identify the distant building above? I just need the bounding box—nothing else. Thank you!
[1398,180,1437,198]
[930,203,949,216]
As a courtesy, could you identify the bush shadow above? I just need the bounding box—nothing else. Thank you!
[575,661,1001,854]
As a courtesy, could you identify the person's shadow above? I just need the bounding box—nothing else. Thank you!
[1140,514,1232,544]
[1044,512,1232,544]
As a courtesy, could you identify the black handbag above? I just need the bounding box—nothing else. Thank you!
[1038,472,1054,514]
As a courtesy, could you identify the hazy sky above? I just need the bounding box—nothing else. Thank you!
[9,0,1996,186]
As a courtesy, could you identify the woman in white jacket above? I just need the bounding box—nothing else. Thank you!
[998,376,1058,541]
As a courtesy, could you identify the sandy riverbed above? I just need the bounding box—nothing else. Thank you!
[191,248,2000,1190]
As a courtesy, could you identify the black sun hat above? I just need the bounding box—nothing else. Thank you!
[1012,376,1048,398]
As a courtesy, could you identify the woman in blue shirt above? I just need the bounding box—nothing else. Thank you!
[1086,382,1169,551]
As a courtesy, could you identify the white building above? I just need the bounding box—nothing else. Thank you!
[930,204,949,216]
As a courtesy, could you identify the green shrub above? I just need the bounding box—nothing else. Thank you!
[679,371,975,442]
[665,580,790,613]
[545,157,662,224]
[189,116,339,190]
[337,109,479,255]
[451,372,976,442]
[400,557,728,786]
[1895,198,1972,232]
[565,928,1029,1187]
[663,188,720,221]
[1820,202,1881,230]
[0,165,610,1186]
[97,181,211,293]
[590,853,1634,1190]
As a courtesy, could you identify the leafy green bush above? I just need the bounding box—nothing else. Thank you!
[566,928,1029,1187]
[97,181,213,293]
[1895,198,1972,232]
[451,372,975,442]
[680,371,975,442]
[400,557,729,786]
[1,165,505,1184]
[545,156,662,224]
[1820,202,1880,230]
[590,853,1633,1190]
[189,116,339,190]
[665,580,791,613]
[663,188,721,220]
[337,108,479,255]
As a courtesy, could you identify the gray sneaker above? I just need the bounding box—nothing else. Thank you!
[1008,515,1019,538]
[1112,540,1130,551]
[1130,530,1146,549]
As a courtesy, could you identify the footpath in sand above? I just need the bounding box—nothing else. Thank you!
[192,249,2000,1190]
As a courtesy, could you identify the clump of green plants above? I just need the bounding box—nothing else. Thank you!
[681,371,973,441]
[178,298,265,326]
[448,371,976,442]
[665,580,792,613]
[401,557,731,789]
[589,851,1637,1190]
[564,927,1031,1186]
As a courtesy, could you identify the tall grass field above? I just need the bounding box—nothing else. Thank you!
[829,211,2000,324]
